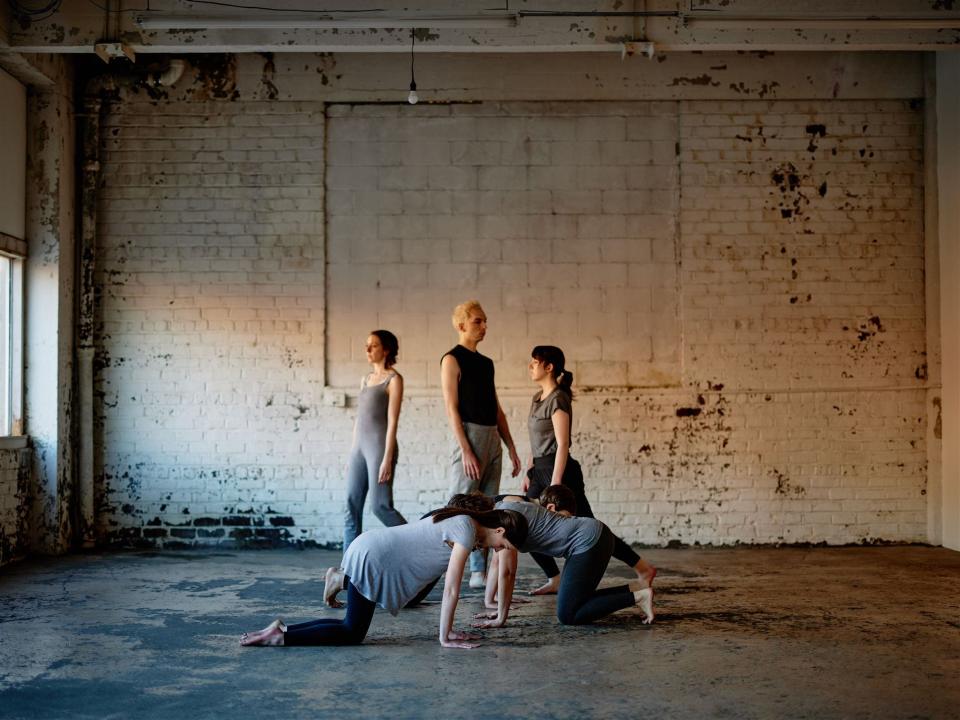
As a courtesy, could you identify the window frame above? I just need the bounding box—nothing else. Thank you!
[0,233,25,446]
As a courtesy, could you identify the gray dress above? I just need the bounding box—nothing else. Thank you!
[342,514,477,615]
[343,372,407,550]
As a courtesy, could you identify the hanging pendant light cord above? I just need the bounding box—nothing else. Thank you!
[409,29,416,91]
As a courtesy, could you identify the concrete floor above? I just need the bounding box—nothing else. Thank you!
[0,546,958,720]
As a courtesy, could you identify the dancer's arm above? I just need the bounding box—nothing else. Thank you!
[550,408,571,486]
[441,355,481,481]
[475,548,518,628]
[495,394,522,477]
[439,543,481,649]
[484,549,500,607]
[378,373,404,484]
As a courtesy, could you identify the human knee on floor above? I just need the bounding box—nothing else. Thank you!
[556,604,582,626]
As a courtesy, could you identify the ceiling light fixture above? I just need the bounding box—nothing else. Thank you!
[407,30,418,105]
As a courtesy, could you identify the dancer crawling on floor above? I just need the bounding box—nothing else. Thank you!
[475,485,655,628]
[240,508,527,649]
[485,485,656,599]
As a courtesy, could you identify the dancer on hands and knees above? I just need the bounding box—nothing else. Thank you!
[403,491,502,609]
[441,300,521,589]
[522,345,655,596]
[474,486,654,629]
[241,509,528,648]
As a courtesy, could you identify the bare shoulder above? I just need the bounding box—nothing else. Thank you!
[441,353,461,385]
[441,353,460,370]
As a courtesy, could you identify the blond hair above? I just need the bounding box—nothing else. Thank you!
[451,300,484,331]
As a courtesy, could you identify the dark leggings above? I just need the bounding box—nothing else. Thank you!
[283,580,375,646]
[556,526,636,625]
[527,456,641,579]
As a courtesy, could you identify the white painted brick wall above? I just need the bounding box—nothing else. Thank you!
[94,87,927,548]
[0,448,29,565]
[327,101,680,390]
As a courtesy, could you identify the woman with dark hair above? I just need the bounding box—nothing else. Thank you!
[483,486,655,616]
[522,345,655,595]
[523,345,582,505]
[523,345,592,593]
[240,509,528,648]
[474,496,654,629]
[342,330,407,554]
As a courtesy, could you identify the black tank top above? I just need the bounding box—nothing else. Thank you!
[443,345,498,426]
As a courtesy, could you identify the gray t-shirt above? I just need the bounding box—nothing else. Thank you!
[494,500,601,558]
[342,514,476,615]
[528,388,572,458]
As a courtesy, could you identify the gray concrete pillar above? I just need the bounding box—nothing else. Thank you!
[24,55,76,554]
[936,52,960,551]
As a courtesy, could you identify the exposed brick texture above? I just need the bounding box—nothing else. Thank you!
[326,102,680,389]
[96,101,327,546]
[94,91,927,548]
[0,448,31,566]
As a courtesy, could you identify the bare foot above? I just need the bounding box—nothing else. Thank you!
[528,576,560,596]
[632,559,657,590]
[324,566,345,608]
[240,618,286,646]
[633,588,654,624]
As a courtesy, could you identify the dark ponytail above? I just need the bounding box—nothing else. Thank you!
[531,345,573,394]
[431,508,528,549]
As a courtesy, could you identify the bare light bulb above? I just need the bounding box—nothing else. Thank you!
[407,81,418,105]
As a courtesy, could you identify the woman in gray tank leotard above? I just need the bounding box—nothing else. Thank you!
[343,330,407,551]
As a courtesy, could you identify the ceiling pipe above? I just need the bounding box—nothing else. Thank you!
[684,15,960,30]
[135,8,682,30]
[136,14,521,30]
[153,58,187,86]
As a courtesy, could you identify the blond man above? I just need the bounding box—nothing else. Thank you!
[441,300,521,587]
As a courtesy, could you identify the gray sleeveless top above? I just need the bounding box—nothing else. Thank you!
[354,372,396,446]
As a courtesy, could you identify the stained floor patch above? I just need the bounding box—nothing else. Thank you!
[0,547,957,719]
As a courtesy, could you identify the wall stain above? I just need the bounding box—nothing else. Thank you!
[412,28,440,42]
[670,75,720,87]
[769,162,810,221]
[772,468,806,497]
[933,397,942,439]
[728,80,780,98]
[805,123,827,152]
[259,52,279,100]
[189,54,240,101]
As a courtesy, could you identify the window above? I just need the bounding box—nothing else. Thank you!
[0,68,26,441]
[0,252,24,436]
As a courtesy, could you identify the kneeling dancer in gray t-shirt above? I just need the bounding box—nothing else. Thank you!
[240,508,527,649]
[474,500,654,628]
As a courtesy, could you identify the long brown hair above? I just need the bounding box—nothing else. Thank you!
[431,508,528,548]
